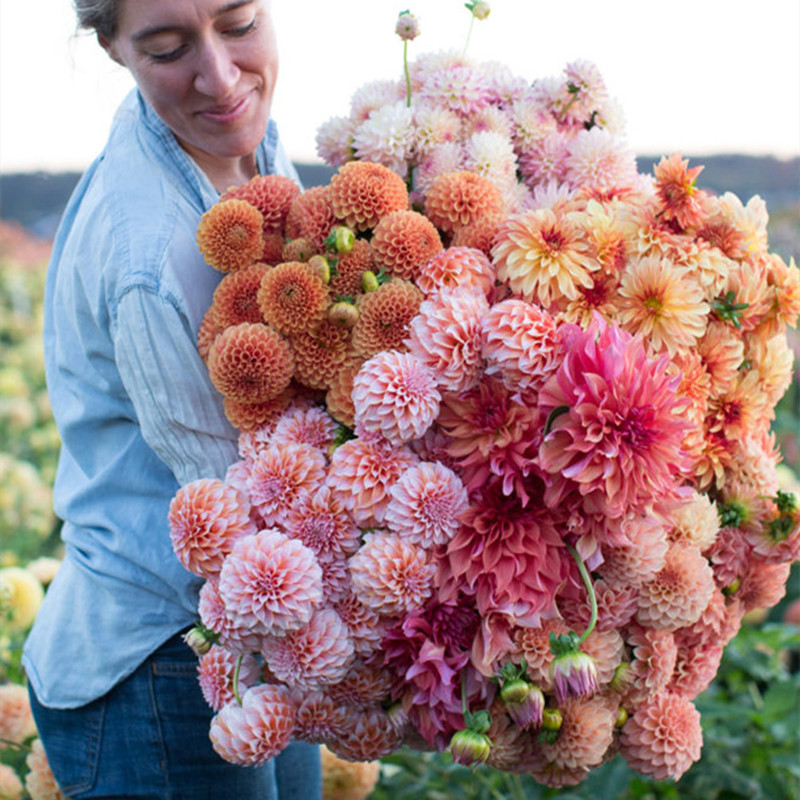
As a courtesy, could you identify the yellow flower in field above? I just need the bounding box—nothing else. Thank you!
[321,745,380,800]
[26,557,62,587]
[0,566,44,632]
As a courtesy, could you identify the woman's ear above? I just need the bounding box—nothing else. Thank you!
[97,33,124,66]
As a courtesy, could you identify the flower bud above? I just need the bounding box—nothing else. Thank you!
[449,728,492,767]
[615,706,629,728]
[182,625,217,657]
[549,631,598,705]
[307,254,331,284]
[395,11,421,41]
[361,270,380,293]
[328,301,359,328]
[332,226,355,254]
[501,680,545,730]
[541,707,562,731]
[467,1,491,20]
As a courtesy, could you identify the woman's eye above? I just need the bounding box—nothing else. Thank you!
[226,19,256,37]
[149,45,188,63]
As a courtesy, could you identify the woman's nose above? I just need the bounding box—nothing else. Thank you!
[193,39,240,98]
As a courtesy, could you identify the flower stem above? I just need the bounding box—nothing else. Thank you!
[463,14,475,55]
[404,41,412,107]
[566,543,597,644]
[232,654,243,706]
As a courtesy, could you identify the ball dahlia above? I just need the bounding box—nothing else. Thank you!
[257,261,330,336]
[370,210,444,281]
[210,262,270,328]
[221,174,301,235]
[423,171,504,234]
[329,161,409,232]
[352,278,423,358]
[196,198,264,273]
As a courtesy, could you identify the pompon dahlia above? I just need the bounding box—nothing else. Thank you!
[325,706,404,763]
[24,740,65,800]
[335,591,389,658]
[211,262,271,328]
[207,322,294,405]
[352,350,441,445]
[285,185,337,249]
[512,617,571,691]
[223,390,293,432]
[619,691,703,781]
[218,529,323,634]
[653,153,707,231]
[198,306,223,363]
[538,316,691,518]
[328,238,374,298]
[669,629,724,700]
[262,607,355,690]
[198,579,267,655]
[416,245,496,299]
[539,695,617,772]
[261,232,287,266]
[481,298,561,396]
[325,659,394,711]
[210,683,296,766]
[624,624,678,705]
[352,278,423,358]
[257,262,330,336]
[290,320,354,391]
[636,543,715,632]
[558,577,639,634]
[168,478,257,580]
[666,490,720,551]
[326,360,363,428]
[293,692,348,743]
[329,161,409,232]
[423,171,504,234]
[370,210,444,282]
[270,403,339,451]
[221,174,301,235]
[450,213,503,257]
[617,257,710,356]
[247,442,327,527]
[197,198,264,272]
[198,646,260,711]
[492,207,598,307]
[384,461,469,548]
[599,514,669,588]
[405,286,488,393]
[0,683,36,746]
[327,436,419,528]
[349,530,436,617]
[284,484,360,562]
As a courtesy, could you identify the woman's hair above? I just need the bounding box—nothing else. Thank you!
[74,0,121,40]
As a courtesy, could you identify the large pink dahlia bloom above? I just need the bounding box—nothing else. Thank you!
[538,316,691,517]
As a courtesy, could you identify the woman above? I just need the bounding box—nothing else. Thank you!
[22,1,321,797]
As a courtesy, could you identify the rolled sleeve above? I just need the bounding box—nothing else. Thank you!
[114,287,238,485]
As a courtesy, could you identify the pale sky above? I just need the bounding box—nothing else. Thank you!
[1,0,799,174]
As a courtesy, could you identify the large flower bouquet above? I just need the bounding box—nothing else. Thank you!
[168,10,800,789]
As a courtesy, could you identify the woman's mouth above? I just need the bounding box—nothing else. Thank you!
[198,92,252,123]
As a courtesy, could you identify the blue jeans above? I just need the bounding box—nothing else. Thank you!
[28,632,321,799]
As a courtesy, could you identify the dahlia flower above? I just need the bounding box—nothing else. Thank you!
[24,739,66,800]
[0,683,36,745]
[416,246,496,299]
[218,529,323,635]
[209,683,296,766]
[168,478,257,580]
[352,278,422,358]
[352,102,415,178]
[257,261,330,336]
[320,745,381,800]
[351,350,441,445]
[220,174,301,235]
[565,127,637,194]
[284,185,337,249]
[211,262,270,328]
[198,646,260,711]
[653,153,707,231]
[329,161,409,232]
[196,198,264,273]
[370,210,443,282]
[315,116,356,168]
[405,285,488,393]
[424,171,504,234]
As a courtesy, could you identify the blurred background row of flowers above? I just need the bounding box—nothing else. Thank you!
[1,199,798,798]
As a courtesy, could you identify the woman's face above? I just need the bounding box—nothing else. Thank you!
[102,0,278,177]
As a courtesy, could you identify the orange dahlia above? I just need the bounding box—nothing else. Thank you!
[285,185,338,249]
[282,237,319,263]
[370,210,443,282]
[653,153,708,231]
[423,171,504,234]
[197,198,265,273]
[223,391,293,432]
[221,174,301,235]
[257,262,330,336]
[325,360,363,428]
[211,262,271,328]
[197,306,223,363]
[320,745,381,800]
[329,238,374,299]
[207,322,294,404]
[261,232,287,266]
[290,320,354,391]
[329,161,409,232]
[352,278,423,358]
[450,214,503,257]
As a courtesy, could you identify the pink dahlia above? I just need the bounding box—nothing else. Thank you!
[405,286,488,393]
[198,579,267,655]
[325,706,404,762]
[334,591,390,659]
[325,659,394,711]
[669,629,724,700]
[481,298,562,397]
[24,739,65,800]
[198,646,260,711]
[284,484,360,563]
[210,683,296,766]
[168,479,257,580]
[419,64,493,115]
[293,691,348,744]
[218,529,323,635]
[262,607,355,690]
[416,246,496,300]
[620,691,703,781]
[558,577,639,633]
[512,617,571,692]
[624,624,678,706]
[351,351,441,445]
[636,544,715,632]
[269,404,339,452]
[440,477,572,625]
[349,531,436,617]
[327,436,419,528]
[599,514,670,589]
[384,461,469,548]
[247,442,327,527]
[538,316,691,518]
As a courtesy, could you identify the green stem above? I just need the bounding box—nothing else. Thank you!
[463,14,475,55]
[473,767,507,800]
[404,40,411,107]
[566,543,597,644]
[232,654,243,706]
[0,737,33,752]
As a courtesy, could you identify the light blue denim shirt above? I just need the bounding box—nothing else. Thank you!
[23,89,301,708]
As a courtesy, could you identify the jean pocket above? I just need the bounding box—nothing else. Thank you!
[28,687,105,797]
